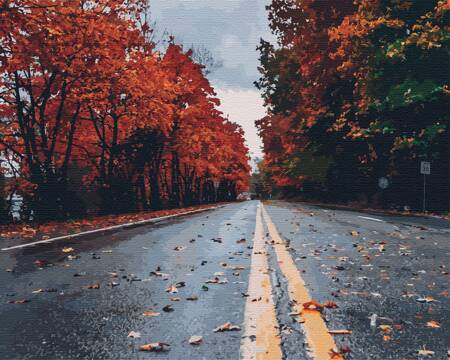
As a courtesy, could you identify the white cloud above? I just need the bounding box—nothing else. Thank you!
[215,87,265,164]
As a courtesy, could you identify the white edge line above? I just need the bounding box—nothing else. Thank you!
[357,215,384,222]
[1,205,223,251]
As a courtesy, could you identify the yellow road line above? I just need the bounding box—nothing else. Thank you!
[261,204,343,360]
[240,204,282,360]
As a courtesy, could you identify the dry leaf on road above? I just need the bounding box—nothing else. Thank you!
[83,283,100,289]
[418,349,435,356]
[7,299,29,304]
[426,320,440,328]
[328,329,352,335]
[143,311,160,317]
[127,331,141,338]
[214,322,241,332]
[139,342,170,352]
[165,285,178,293]
[189,335,203,345]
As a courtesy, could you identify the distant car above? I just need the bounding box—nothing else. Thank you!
[237,192,251,201]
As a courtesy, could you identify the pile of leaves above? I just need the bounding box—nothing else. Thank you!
[0,204,219,242]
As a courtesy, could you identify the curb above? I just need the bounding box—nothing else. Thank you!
[1,205,223,251]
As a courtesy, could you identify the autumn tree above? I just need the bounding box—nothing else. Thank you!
[0,0,250,222]
[0,0,147,220]
[257,0,449,210]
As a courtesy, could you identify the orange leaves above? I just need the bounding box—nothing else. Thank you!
[302,299,338,312]
[139,342,170,352]
[1,0,249,220]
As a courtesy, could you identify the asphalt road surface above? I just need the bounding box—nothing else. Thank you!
[0,200,449,359]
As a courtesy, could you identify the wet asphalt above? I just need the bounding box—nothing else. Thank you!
[0,200,449,359]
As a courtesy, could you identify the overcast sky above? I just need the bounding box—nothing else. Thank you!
[150,0,274,164]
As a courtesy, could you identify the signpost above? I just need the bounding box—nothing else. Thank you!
[378,177,389,190]
[420,161,431,212]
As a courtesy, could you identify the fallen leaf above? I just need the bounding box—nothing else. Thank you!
[213,322,240,332]
[328,329,352,335]
[162,305,174,312]
[173,246,186,251]
[236,238,246,244]
[165,285,178,293]
[62,247,74,253]
[330,346,351,358]
[323,301,338,309]
[150,271,169,278]
[416,297,435,303]
[418,349,435,356]
[383,335,391,342]
[83,283,100,289]
[139,342,170,352]
[8,299,29,304]
[186,296,198,301]
[379,324,392,333]
[188,335,203,345]
[127,331,141,338]
[170,297,181,301]
[206,277,228,284]
[350,230,359,236]
[303,300,324,311]
[143,311,160,317]
[426,320,440,328]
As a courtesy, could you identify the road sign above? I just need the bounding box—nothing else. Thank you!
[420,161,430,212]
[420,161,431,175]
[378,177,389,190]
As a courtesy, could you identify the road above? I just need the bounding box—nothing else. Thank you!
[0,200,449,359]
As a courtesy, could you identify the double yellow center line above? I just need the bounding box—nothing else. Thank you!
[241,203,342,360]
